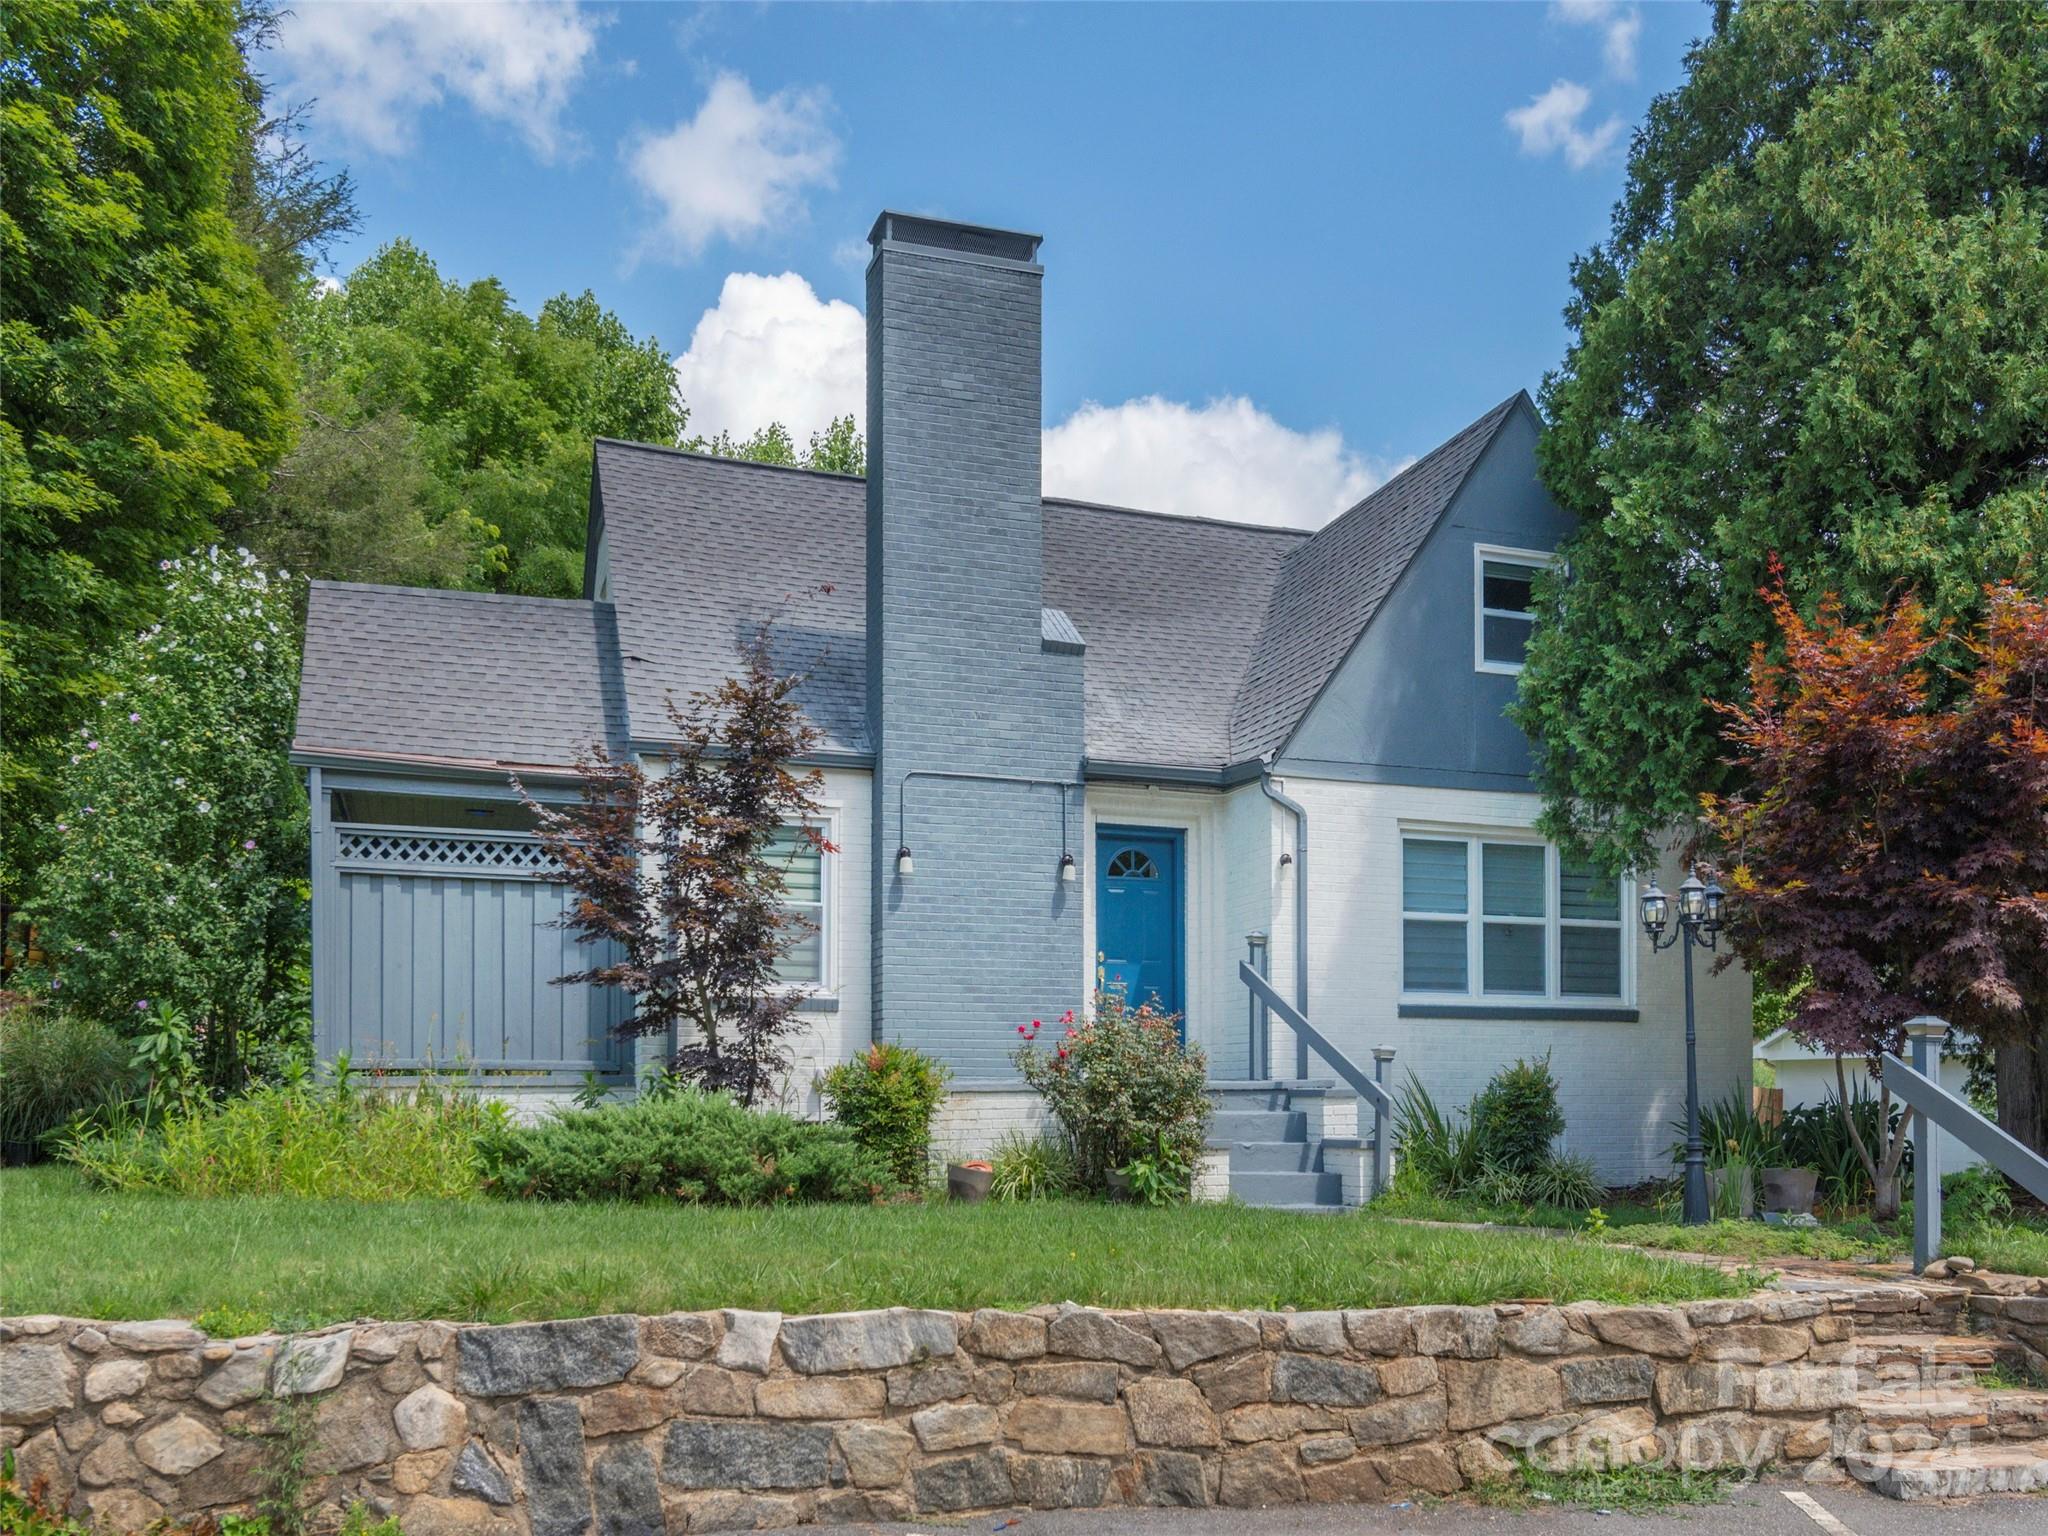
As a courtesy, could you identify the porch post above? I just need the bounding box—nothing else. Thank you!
[1246,933,1270,1080]
[1373,1047,1396,1198]
[1907,1017,1949,1273]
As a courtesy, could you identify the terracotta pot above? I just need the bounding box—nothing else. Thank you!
[1761,1167,1819,1215]
[947,1163,993,1202]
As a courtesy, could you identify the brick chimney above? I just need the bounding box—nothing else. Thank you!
[864,212,1085,1072]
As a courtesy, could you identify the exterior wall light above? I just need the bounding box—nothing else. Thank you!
[1058,851,1076,883]
[896,845,914,879]
[1278,851,1294,868]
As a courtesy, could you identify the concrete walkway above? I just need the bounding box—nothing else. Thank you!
[859,1477,2042,1534]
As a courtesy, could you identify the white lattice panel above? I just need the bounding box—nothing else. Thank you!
[334,827,555,877]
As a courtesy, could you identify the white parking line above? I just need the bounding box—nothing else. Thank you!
[1781,1489,1862,1536]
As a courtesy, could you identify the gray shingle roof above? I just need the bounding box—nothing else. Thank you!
[295,397,1522,776]
[293,583,627,771]
[593,443,872,754]
[1228,394,1524,762]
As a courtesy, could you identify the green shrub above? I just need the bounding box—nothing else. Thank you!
[821,1041,950,1186]
[1471,1054,1566,1174]
[1393,1073,1484,1199]
[1941,1165,2014,1229]
[481,1089,890,1204]
[61,1075,497,1199]
[1526,1151,1605,1211]
[0,1002,135,1157]
[988,1131,1078,1202]
[1012,987,1210,1195]
[31,547,309,1092]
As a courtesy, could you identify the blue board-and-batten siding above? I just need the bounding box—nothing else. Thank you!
[332,869,630,1076]
[307,769,632,1081]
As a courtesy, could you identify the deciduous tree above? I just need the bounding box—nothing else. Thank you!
[1704,581,2048,1170]
[2,0,298,904]
[523,617,835,1106]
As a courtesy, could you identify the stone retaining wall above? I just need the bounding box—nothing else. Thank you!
[1974,1294,2048,1377]
[2,1297,1873,1533]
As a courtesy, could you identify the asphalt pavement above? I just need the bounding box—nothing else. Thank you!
[857,1477,2043,1535]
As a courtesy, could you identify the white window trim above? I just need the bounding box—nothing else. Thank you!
[1474,543,1554,676]
[774,808,837,996]
[1399,825,1634,1008]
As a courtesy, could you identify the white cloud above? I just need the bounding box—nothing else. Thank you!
[1552,0,1641,80]
[673,276,1400,527]
[274,1,602,159]
[1042,397,1401,529]
[1505,80,1625,170]
[673,273,865,447]
[627,73,840,261]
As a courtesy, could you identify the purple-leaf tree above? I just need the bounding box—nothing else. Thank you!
[522,617,834,1107]
[1704,578,2048,1214]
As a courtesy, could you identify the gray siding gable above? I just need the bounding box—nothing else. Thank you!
[1277,398,1573,788]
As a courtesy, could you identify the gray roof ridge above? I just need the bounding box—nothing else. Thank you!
[594,436,867,485]
[307,579,609,612]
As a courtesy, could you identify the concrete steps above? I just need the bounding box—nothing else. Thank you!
[1847,1438,2048,1499]
[1206,1080,1365,1211]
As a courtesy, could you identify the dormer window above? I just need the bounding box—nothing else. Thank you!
[1475,546,1551,674]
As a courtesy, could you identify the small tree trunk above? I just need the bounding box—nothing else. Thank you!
[1996,1027,2048,1159]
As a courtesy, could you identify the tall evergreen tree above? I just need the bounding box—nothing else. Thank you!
[1,0,298,906]
[1522,0,2048,878]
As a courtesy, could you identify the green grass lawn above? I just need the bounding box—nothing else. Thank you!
[1374,1188,2048,1276]
[1,1166,1750,1332]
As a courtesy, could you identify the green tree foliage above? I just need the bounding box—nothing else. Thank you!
[1,0,298,903]
[689,414,867,477]
[1520,0,2048,875]
[244,242,685,595]
[32,549,308,1091]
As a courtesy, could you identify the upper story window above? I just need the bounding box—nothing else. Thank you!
[766,823,830,989]
[1401,832,1628,1004]
[1475,546,1552,674]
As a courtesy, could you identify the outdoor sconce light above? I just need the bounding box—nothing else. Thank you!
[1639,881,1669,935]
[1278,850,1294,869]
[1058,851,1077,883]
[895,844,914,879]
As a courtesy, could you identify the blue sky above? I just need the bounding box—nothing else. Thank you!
[274,1,1704,526]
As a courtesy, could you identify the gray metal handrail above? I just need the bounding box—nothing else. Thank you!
[1883,1016,2048,1272]
[1238,959,1395,1197]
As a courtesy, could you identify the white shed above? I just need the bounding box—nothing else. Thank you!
[1754,1028,1983,1173]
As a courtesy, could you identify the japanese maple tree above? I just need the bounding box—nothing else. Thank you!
[1703,580,2048,1202]
[522,620,834,1106]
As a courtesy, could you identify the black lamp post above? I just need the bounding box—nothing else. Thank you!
[1640,869,1725,1225]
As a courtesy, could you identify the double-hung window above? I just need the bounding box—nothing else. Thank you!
[1401,834,1626,1004]
[766,824,830,989]
[1475,546,1550,673]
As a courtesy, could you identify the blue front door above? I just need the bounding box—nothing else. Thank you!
[1096,827,1184,1023]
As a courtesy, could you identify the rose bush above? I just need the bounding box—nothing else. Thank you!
[1012,983,1210,1196]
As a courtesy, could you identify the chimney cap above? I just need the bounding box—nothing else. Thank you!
[867,210,1042,266]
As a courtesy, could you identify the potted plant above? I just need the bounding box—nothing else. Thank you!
[1706,1140,1756,1219]
[948,1159,993,1202]
[1761,1165,1820,1216]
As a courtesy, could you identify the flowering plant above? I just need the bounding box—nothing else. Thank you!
[31,548,307,1090]
[1012,978,1210,1196]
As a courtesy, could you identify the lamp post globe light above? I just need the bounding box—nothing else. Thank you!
[1640,868,1725,1225]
